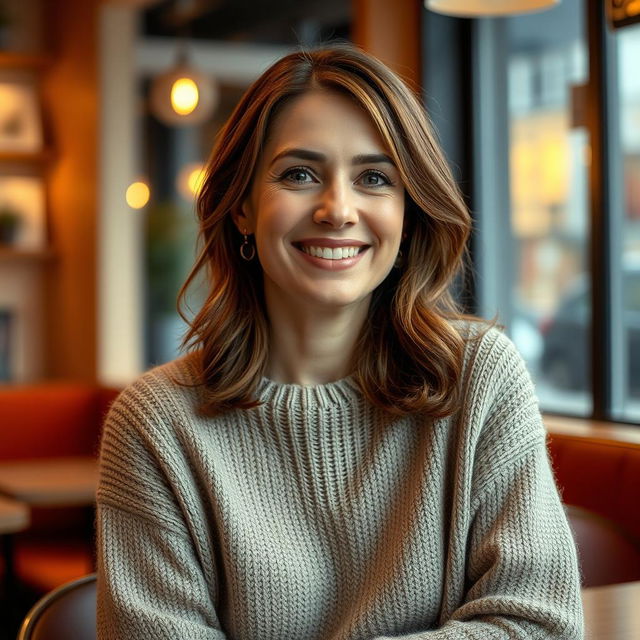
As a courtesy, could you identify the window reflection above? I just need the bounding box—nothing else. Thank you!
[615,22,640,421]
[504,0,591,415]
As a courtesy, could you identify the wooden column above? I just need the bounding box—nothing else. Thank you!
[41,0,99,381]
[351,0,422,90]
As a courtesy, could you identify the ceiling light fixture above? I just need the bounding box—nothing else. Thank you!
[425,0,559,17]
[149,42,219,127]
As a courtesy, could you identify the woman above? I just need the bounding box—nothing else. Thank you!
[97,44,583,639]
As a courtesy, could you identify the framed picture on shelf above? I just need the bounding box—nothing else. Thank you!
[0,308,13,382]
[0,76,43,153]
[0,176,46,249]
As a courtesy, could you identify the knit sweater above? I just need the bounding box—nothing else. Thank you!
[96,324,584,640]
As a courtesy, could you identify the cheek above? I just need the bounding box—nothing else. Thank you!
[372,201,405,245]
[255,192,302,237]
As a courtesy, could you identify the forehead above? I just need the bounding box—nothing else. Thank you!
[263,89,388,157]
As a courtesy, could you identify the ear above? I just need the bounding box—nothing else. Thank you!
[232,199,254,235]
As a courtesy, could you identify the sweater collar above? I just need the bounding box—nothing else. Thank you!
[257,374,361,408]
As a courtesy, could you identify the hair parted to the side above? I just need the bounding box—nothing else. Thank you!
[175,42,492,418]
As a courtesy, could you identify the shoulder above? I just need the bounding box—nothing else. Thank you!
[97,353,203,530]
[105,351,202,435]
[452,322,545,474]
[451,318,541,433]
[453,319,529,391]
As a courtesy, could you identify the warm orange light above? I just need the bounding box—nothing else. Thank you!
[510,111,569,238]
[126,181,150,209]
[171,78,199,115]
[187,166,205,195]
[628,0,640,17]
[177,163,205,201]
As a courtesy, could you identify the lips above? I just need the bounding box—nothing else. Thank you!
[293,238,370,249]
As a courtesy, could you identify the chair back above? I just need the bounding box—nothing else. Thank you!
[17,573,96,640]
[565,504,640,587]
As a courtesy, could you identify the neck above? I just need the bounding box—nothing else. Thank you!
[264,289,371,386]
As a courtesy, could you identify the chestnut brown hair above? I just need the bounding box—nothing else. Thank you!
[176,42,489,417]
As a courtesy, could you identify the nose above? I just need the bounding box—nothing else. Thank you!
[312,179,358,228]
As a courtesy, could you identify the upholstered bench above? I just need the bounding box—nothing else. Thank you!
[0,383,120,593]
[546,416,640,585]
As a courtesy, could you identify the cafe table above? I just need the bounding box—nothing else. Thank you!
[0,456,98,507]
[0,456,99,579]
[582,580,640,639]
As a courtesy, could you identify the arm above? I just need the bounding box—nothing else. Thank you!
[373,330,584,639]
[419,443,583,639]
[97,504,227,639]
[96,379,228,640]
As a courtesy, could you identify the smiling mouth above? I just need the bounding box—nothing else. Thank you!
[293,243,370,260]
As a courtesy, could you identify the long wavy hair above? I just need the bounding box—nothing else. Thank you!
[175,42,489,417]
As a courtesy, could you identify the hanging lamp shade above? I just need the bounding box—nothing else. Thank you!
[150,51,219,127]
[426,0,559,17]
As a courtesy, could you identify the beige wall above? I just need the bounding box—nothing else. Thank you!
[41,0,99,381]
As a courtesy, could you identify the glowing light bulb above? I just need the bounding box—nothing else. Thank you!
[187,166,205,195]
[171,78,199,115]
[177,163,206,201]
[126,181,150,209]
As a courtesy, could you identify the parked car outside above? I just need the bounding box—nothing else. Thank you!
[539,262,640,397]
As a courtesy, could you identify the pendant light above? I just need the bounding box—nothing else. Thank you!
[149,40,219,127]
[425,0,559,17]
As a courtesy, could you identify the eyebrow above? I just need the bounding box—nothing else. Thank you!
[269,148,396,167]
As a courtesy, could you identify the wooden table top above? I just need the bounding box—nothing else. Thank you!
[0,495,30,533]
[0,456,98,507]
[582,580,640,639]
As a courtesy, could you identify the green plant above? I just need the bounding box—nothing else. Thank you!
[0,1,11,30]
[145,201,198,314]
[0,205,22,244]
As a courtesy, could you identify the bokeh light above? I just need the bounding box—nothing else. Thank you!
[171,78,199,116]
[177,163,206,201]
[126,181,150,209]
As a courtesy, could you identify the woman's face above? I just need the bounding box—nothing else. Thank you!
[236,89,405,313]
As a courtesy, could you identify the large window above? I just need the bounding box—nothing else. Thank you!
[473,0,591,415]
[611,21,640,421]
[472,0,640,423]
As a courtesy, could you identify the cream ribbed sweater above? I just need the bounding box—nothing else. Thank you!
[96,325,584,639]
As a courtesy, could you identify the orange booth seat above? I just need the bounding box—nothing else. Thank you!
[0,383,121,594]
[547,426,640,585]
[547,429,640,542]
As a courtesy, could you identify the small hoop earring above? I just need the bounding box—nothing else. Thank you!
[240,230,256,261]
[393,248,404,269]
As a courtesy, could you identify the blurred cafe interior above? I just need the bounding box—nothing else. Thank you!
[0,0,639,637]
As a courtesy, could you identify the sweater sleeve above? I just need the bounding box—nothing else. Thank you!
[372,329,584,640]
[96,378,228,640]
[419,445,584,639]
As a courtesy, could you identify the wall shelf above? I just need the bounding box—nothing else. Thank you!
[0,150,56,169]
[0,52,49,71]
[0,248,56,263]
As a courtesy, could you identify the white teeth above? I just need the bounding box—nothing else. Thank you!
[300,245,363,260]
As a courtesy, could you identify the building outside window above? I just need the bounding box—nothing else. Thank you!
[473,0,640,424]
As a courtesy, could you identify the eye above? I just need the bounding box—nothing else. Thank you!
[358,169,393,187]
[281,166,316,184]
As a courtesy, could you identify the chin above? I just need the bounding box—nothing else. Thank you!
[302,289,371,310]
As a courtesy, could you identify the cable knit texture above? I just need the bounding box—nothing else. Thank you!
[96,323,584,639]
